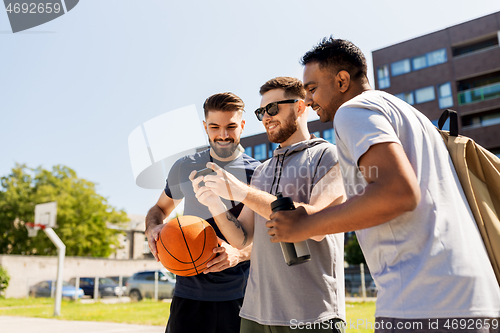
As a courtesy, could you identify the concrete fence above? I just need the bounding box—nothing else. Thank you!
[0,254,162,298]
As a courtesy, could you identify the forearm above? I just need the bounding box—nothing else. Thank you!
[209,203,253,250]
[242,189,332,242]
[240,186,277,219]
[241,184,341,219]
[145,205,167,231]
[305,143,421,237]
[213,212,252,250]
[297,163,346,241]
[303,180,418,237]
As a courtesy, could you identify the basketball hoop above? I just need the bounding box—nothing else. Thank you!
[26,201,65,317]
[26,222,46,238]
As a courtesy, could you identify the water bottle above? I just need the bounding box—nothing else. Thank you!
[270,193,311,266]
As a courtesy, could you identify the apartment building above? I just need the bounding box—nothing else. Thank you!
[372,11,500,157]
[241,12,500,161]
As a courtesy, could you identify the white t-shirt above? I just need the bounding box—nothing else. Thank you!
[334,90,500,319]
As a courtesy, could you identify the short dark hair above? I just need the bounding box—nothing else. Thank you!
[259,77,306,99]
[301,37,368,80]
[203,92,245,118]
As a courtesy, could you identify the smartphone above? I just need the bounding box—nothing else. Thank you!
[195,168,216,187]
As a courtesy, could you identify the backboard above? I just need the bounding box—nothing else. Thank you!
[34,202,58,228]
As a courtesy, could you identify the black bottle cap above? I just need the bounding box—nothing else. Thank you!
[271,192,295,212]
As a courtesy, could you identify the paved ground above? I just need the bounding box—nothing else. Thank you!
[346,296,376,302]
[0,316,165,333]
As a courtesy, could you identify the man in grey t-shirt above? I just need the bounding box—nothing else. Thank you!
[267,38,500,332]
[192,77,346,332]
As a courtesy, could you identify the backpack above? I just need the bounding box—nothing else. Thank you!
[438,109,500,286]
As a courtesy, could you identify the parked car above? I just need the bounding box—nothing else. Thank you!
[29,280,84,299]
[367,280,377,296]
[106,275,130,286]
[127,269,176,301]
[106,276,129,295]
[68,277,122,298]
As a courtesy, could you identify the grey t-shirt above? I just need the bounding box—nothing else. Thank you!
[335,90,500,318]
[240,137,346,326]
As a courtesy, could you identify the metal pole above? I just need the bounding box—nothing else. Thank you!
[118,275,122,299]
[360,263,366,299]
[74,275,80,301]
[43,227,65,317]
[94,276,99,300]
[154,271,158,301]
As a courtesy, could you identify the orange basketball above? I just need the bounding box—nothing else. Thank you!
[157,215,218,276]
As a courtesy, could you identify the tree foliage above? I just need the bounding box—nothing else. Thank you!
[344,233,367,266]
[0,265,9,297]
[0,164,128,257]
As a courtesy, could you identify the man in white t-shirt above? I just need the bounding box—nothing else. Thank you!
[266,37,500,332]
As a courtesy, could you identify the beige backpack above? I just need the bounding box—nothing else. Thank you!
[438,109,500,285]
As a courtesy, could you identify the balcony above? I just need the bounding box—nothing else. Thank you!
[458,82,500,105]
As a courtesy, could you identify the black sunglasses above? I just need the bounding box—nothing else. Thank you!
[254,99,299,121]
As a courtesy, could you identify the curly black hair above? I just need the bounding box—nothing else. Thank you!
[301,37,367,80]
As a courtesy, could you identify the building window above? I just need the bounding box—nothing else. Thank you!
[452,36,499,57]
[391,59,411,77]
[426,48,447,66]
[395,92,415,105]
[412,55,427,71]
[389,48,448,79]
[461,110,500,129]
[458,81,500,106]
[244,146,252,157]
[482,113,500,127]
[377,65,390,89]
[438,82,453,109]
[415,86,435,104]
[323,128,336,144]
[268,142,279,158]
[254,143,267,160]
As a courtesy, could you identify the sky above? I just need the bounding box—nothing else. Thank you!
[1,0,500,218]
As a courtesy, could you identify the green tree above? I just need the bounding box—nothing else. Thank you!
[0,265,9,298]
[344,234,367,266]
[0,164,128,257]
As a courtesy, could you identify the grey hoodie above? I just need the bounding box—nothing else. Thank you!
[240,136,346,326]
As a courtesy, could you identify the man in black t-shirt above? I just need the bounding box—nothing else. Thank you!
[145,92,261,333]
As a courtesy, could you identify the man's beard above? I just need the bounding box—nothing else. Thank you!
[209,138,239,158]
[267,113,298,144]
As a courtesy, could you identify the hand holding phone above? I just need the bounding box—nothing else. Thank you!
[195,167,216,187]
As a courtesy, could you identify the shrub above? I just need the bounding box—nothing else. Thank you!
[0,265,10,297]
[344,234,367,266]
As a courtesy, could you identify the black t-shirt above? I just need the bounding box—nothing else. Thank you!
[164,149,261,301]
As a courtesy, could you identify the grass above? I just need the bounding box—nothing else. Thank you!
[345,302,377,333]
[0,297,376,331]
[0,298,169,326]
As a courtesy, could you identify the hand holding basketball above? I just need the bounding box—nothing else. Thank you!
[203,239,241,274]
[145,223,165,262]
